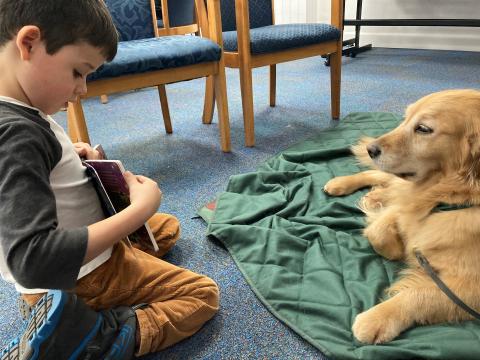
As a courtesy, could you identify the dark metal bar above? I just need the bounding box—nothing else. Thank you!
[337,0,480,63]
[342,43,372,57]
[340,0,373,59]
[344,19,480,27]
[354,0,363,50]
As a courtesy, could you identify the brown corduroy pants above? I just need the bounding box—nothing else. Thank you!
[23,213,219,356]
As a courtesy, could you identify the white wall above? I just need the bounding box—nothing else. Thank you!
[274,0,480,52]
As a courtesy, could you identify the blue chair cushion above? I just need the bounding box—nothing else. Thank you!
[157,19,164,28]
[88,36,221,82]
[222,23,341,54]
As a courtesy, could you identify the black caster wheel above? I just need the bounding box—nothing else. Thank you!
[324,55,331,66]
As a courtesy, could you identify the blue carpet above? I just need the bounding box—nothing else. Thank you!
[1,48,480,359]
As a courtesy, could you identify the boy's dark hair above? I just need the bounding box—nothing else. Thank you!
[0,0,118,61]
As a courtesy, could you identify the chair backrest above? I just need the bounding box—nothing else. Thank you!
[155,0,199,35]
[219,0,273,32]
[104,0,155,41]
[166,0,196,27]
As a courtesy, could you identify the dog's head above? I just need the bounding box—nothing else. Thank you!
[366,89,480,183]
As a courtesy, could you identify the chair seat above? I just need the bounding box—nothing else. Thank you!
[222,23,341,54]
[88,35,221,81]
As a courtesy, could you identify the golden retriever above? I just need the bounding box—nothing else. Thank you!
[324,89,480,344]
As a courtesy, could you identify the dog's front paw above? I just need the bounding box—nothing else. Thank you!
[360,188,386,211]
[324,176,355,196]
[363,215,404,260]
[352,307,402,344]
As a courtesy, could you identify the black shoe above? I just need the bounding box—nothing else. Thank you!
[1,290,137,360]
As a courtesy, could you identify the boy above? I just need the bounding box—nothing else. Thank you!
[0,0,219,359]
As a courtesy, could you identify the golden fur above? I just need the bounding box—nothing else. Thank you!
[324,89,480,344]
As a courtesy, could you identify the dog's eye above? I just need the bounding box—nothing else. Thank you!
[415,124,433,134]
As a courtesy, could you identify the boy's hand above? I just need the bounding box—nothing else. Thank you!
[74,142,103,160]
[124,171,162,218]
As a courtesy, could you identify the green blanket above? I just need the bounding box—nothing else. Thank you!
[206,113,480,360]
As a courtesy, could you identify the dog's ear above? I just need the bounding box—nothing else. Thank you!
[351,137,379,169]
[464,134,480,181]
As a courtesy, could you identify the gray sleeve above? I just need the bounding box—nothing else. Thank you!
[0,120,88,289]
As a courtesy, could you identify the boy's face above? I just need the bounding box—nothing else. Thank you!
[17,38,106,115]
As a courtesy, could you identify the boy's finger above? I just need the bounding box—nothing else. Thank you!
[74,142,91,150]
[136,175,157,184]
[135,175,149,183]
[75,148,87,156]
[122,171,135,183]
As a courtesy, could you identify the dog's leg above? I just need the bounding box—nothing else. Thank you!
[353,276,476,344]
[363,209,404,260]
[359,187,390,211]
[324,170,395,196]
[352,292,413,344]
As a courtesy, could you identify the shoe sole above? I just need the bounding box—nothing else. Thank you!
[1,290,66,360]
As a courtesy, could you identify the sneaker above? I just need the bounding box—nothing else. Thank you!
[1,290,137,360]
[17,296,31,321]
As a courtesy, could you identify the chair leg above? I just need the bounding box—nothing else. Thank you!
[202,76,215,124]
[157,85,172,133]
[213,68,231,153]
[66,106,78,142]
[330,48,342,120]
[100,95,109,104]
[269,64,276,107]
[239,65,255,147]
[67,100,91,144]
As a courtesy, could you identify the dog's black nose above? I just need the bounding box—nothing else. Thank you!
[367,144,381,159]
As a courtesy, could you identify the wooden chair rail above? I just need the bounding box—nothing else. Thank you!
[84,63,218,98]
[224,41,338,69]
[157,23,199,36]
[157,0,199,36]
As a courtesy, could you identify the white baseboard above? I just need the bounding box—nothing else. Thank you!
[344,29,480,52]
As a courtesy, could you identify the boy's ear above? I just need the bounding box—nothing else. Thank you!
[15,26,42,61]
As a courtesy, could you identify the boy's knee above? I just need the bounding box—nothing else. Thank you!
[197,276,220,312]
[149,213,181,240]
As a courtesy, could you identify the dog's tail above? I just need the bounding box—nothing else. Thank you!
[351,137,379,169]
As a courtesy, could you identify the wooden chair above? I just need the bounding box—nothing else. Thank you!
[200,0,344,147]
[155,0,199,36]
[100,0,200,104]
[68,0,231,152]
